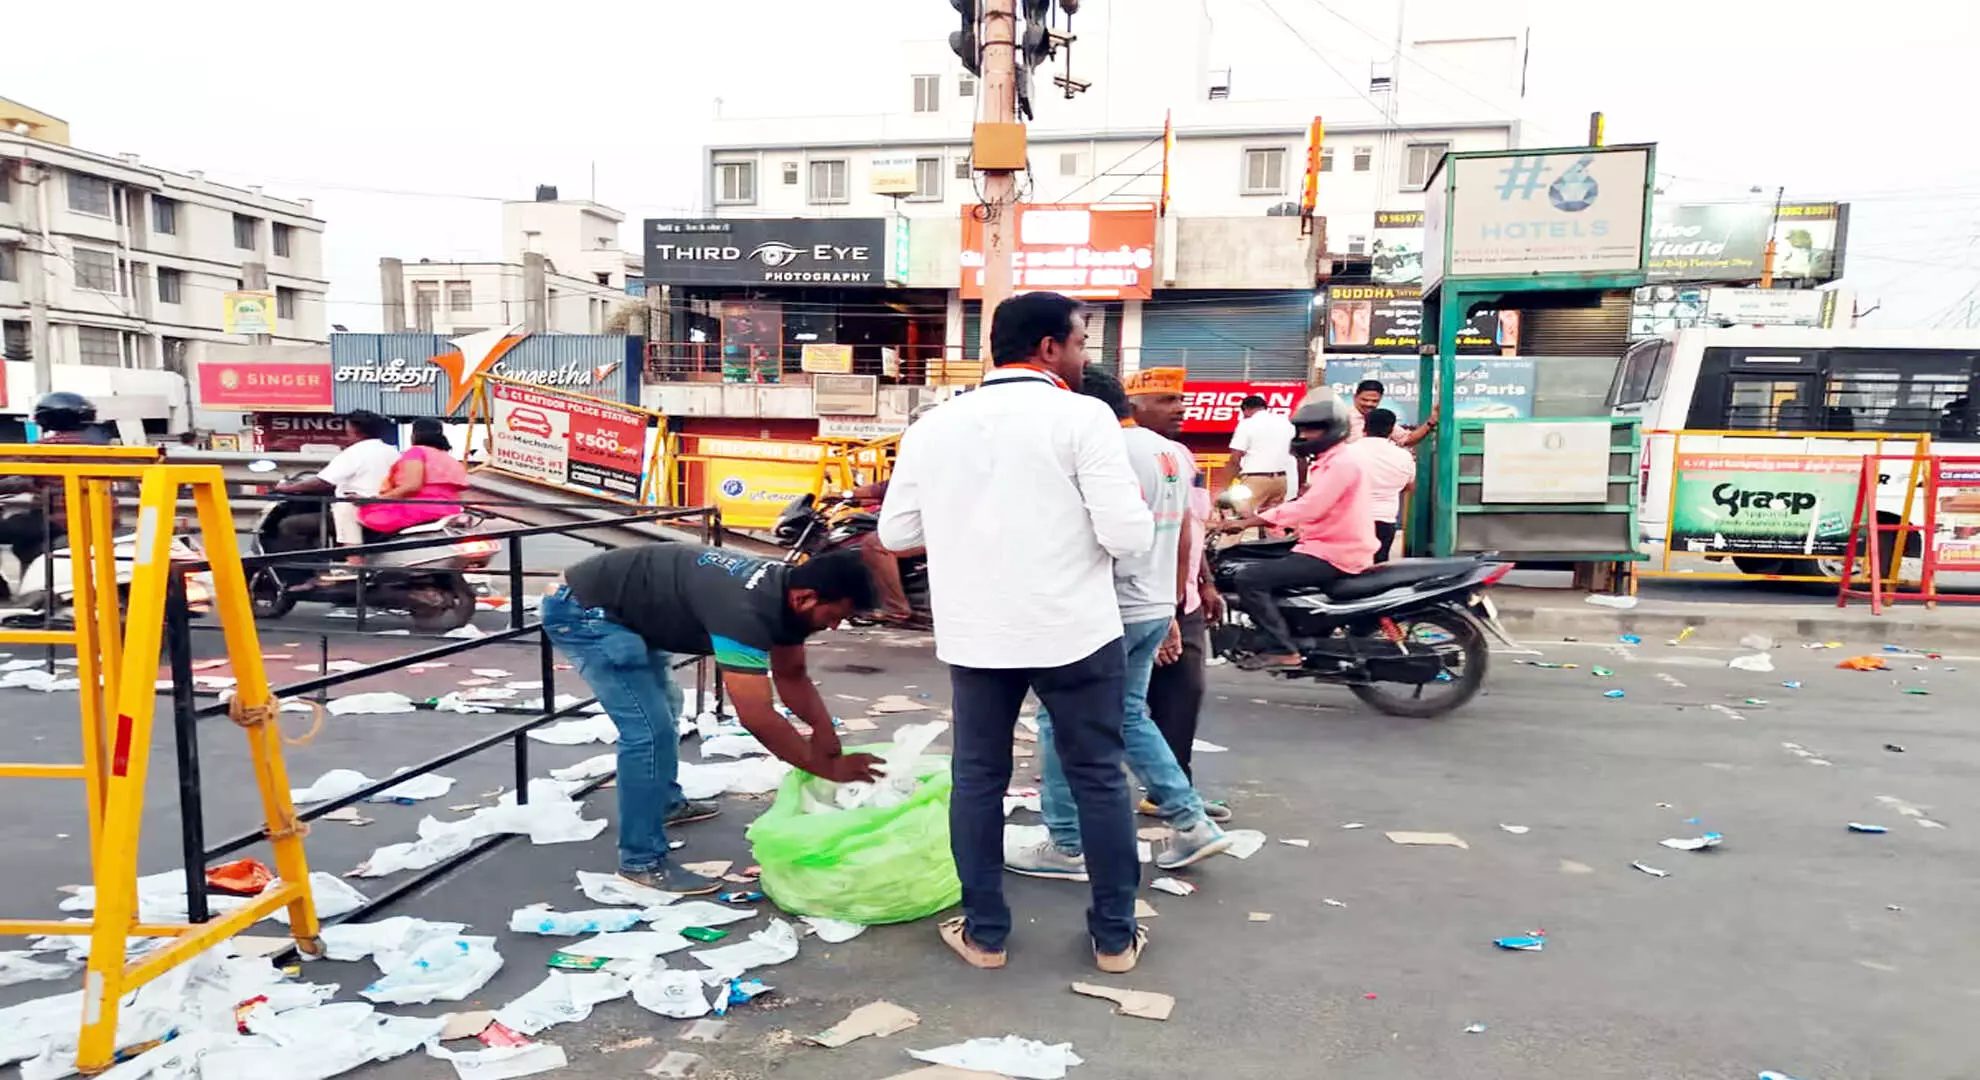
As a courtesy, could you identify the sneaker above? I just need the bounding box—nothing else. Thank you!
[1203,800,1234,825]
[665,799,722,827]
[1154,819,1235,870]
[618,865,720,897]
[1004,838,1090,881]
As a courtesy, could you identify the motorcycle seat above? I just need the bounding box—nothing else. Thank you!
[1301,558,1482,601]
[1223,537,1297,558]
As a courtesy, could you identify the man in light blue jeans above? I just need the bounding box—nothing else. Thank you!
[1007,367,1233,879]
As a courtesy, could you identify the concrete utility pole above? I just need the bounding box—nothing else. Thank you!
[976,0,1019,363]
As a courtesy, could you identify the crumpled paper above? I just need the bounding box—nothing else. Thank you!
[423,1040,568,1080]
[359,935,503,1005]
[630,968,711,1019]
[677,757,791,799]
[908,1035,1085,1080]
[492,970,630,1036]
[689,919,800,980]
[327,692,418,716]
[352,788,606,877]
[575,870,677,909]
[526,715,618,745]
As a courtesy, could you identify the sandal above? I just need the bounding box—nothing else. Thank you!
[1095,925,1150,974]
[939,916,1007,970]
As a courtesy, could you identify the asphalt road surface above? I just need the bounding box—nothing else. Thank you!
[0,621,1973,1079]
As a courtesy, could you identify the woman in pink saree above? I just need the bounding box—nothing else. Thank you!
[359,418,470,533]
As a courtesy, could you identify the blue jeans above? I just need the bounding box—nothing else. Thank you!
[540,586,684,873]
[950,638,1139,954]
[1038,615,1204,852]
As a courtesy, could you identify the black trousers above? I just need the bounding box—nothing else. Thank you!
[1236,553,1346,655]
[1373,521,1398,564]
[1148,606,1207,780]
[948,638,1139,954]
[277,511,334,550]
[0,509,53,569]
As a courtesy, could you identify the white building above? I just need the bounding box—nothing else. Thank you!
[383,188,641,337]
[0,97,329,380]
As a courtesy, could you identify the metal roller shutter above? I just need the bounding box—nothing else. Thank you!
[1139,290,1312,379]
[963,301,1121,370]
[1516,291,1632,357]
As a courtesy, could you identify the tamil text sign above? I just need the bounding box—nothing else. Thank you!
[1668,453,1859,557]
[1439,147,1651,281]
[196,360,333,412]
[488,381,650,499]
[960,203,1157,300]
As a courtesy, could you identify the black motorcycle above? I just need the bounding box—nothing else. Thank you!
[1210,537,1515,718]
[772,493,930,622]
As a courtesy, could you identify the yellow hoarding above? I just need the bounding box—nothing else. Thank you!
[223,291,277,335]
[706,457,821,529]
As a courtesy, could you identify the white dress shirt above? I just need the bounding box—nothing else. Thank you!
[880,368,1154,669]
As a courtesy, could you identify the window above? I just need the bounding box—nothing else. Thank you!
[1242,147,1286,194]
[4,321,30,362]
[151,196,178,235]
[808,159,848,204]
[276,286,298,320]
[156,266,183,304]
[1347,235,1368,256]
[954,157,972,180]
[912,74,940,113]
[446,280,472,311]
[72,246,118,291]
[232,214,258,250]
[781,162,798,186]
[1352,146,1372,172]
[595,272,611,286]
[1824,350,1974,434]
[1059,152,1083,177]
[714,161,755,205]
[0,161,11,204]
[76,326,122,367]
[0,243,14,282]
[1404,142,1450,189]
[161,337,190,374]
[911,156,943,201]
[272,222,293,257]
[67,172,112,216]
[412,282,439,333]
[1609,340,1668,407]
[1319,147,1335,173]
[958,74,977,97]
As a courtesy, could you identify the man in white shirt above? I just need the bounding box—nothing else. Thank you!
[1350,408,1417,562]
[880,292,1155,975]
[1227,394,1298,518]
[274,410,401,549]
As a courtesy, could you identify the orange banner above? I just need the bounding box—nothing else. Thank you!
[959,203,1158,300]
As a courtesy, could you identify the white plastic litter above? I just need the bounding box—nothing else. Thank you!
[290,769,373,804]
[1583,593,1638,610]
[317,916,469,970]
[800,917,866,943]
[1728,652,1775,673]
[473,788,608,845]
[507,907,644,936]
[1190,738,1229,753]
[350,816,486,878]
[526,715,618,745]
[677,756,791,799]
[0,952,76,987]
[1222,829,1268,859]
[360,935,503,1004]
[431,693,497,715]
[815,722,944,812]
[327,692,418,716]
[909,1036,1085,1080]
[564,930,693,961]
[0,669,80,692]
[506,680,544,690]
[643,901,758,936]
[699,732,767,759]
[265,873,369,925]
[575,870,678,909]
[424,1041,568,1080]
[493,970,630,1036]
[1149,877,1195,897]
[689,919,800,980]
[630,968,712,1019]
[441,623,488,641]
[471,669,512,678]
[549,754,616,782]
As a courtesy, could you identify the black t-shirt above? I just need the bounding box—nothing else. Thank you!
[563,544,810,672]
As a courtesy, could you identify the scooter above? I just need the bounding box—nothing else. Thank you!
[249,480,497,633]
[772,492,930,623]
[1209,535,1516,718]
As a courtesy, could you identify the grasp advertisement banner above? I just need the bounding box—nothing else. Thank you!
[1668,454,1861,557]
[1322,358,1535,426]
[489,382,649,499]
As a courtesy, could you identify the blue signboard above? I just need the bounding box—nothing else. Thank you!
[1322,357,1536,427]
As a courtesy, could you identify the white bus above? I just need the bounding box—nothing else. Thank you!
[1608,326,1980,578]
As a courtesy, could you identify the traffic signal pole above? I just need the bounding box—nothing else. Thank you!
[977,0,1019,361]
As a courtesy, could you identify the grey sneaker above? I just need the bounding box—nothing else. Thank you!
[666,799,722,827]
[1155,819,1234,870]
[1004,838,1090,881]
[619,865,720,896]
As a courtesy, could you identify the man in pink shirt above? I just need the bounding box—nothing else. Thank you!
[1349,408,1417,563]
[1215,397,1377,670]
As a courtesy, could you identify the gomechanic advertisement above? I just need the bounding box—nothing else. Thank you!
[489,382,649,499]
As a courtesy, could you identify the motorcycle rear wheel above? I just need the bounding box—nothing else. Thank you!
[1348,605,1488,719]
[409,576,478,633]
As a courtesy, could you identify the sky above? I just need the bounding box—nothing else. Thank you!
[10,0,1979,331]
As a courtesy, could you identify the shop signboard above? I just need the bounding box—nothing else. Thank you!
[1322,358,1536,427]
[1371,210,1424,285]
[800,343,854,375]
[1628,285,1836,340]
[1322,284,1511,354]
[1647,202,1848,283]
[812,373,877,416]
[643,218,886,287]
[959,202,1158,300]
[870,156,918,195]
[1930,460,1980,571]
[332,331,635,415]
[1434,147,1652,282]
[488,381,649,499]
[687,437,825,530]
[1667,453,1860,557]
[196,360,334,412]
[1180,380,1306,435]
[252,413,350,452]
[222,291,277,335]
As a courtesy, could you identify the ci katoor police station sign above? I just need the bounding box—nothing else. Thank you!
[1424,145,1653,289]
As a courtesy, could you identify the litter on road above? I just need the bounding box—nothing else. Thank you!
[809,1001,920,1047]
[1279,837,1311,847]
[1071,982,1175,1021]
[1660,833,1725,851]
[425,1040,569,1079]
[1247,912,1272,922]
[1498,824,1530,835]
[1221,829,1268,858]
[1632,861,1670,878]
[1322,897,1346,907]
[1838,655,1889,671]
[1603,689,1626,699]
[1386,831,1469,849]
[1465,1022,1488,1034]
[1848,822,1890,834]
[909,1035,1085,1079]
[1493,934,1546,952]
[1149,877,1196,896]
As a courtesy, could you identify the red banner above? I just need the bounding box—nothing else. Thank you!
[1180,380,1307,434]
[959,203,1158,300]
[197,361,333,412]
[251,413,348,452]
[488,381,649,499]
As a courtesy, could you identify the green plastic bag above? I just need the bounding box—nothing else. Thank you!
[745,750,960,925]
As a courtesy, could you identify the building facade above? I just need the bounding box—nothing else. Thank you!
[0,97,328,434]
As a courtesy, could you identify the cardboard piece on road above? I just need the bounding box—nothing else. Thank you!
[843,716,879,732]
[1134,898,1158,918]
[810,1001,920,1048]
[870,695,928,714]
[1071,981,1175,1021]
[321,807,373,826]
[683,860,733,877]
[1386,831,1469,849]
[440,1010,497,1040]
[230,935,294,959]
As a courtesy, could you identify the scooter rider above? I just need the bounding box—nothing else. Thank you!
[1214,395,1377,671]
[0,393,110,567]
[272,410,400,551]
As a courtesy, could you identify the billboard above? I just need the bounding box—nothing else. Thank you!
[1180,380,1306,435]
[1371,210,1424,285]
[1629,285,1838,339]
[1437,147,1652,280]
[222,291,277,335]
[869,156,918,195]
[487,381,650,500]
[331,331,636,415]
[196,360,333,412]
[1647,202,1849,283]
[1322,357,1536,426]
[1322,284,1513,354]
[1667,453,1860,557]
[959,202,1158,300]
[643,218,886,287]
